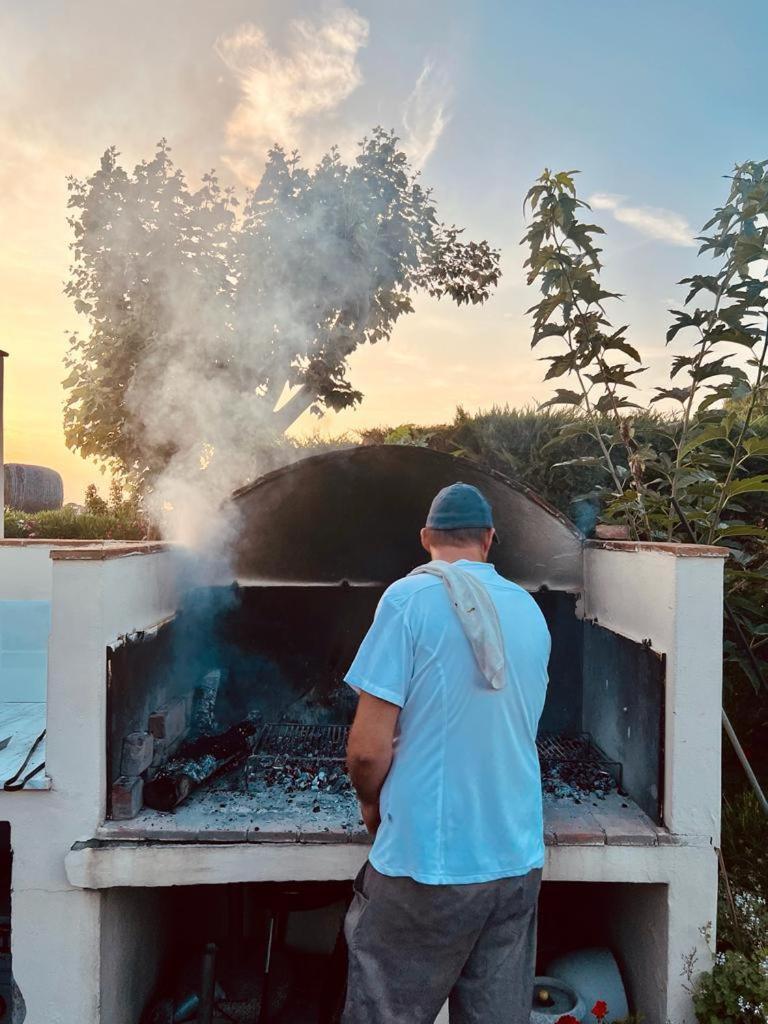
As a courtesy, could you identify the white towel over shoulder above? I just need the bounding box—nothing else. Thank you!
[409,560,506,690]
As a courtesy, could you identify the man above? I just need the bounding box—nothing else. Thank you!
[341,482,551,1024]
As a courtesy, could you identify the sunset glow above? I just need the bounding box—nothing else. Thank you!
[2,1,766,501]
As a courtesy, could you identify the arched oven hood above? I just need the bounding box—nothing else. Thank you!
[232,445,583,592]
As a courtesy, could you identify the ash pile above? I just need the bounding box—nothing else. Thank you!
[113,670,357,824]
[537,733,622,802]
[247,724,352,812]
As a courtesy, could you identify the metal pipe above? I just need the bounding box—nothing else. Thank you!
[0,350,8,538]
[257,914,276,1024]
[198,943,217,1024]
[722,710,768,818]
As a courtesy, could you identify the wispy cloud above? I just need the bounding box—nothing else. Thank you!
[588,192,695,247]
[216,7,369,182]
[401,60,451,171]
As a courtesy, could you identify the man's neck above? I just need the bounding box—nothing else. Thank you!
[427,547,487,565]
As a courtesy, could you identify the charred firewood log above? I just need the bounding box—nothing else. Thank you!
[144,720,260,811]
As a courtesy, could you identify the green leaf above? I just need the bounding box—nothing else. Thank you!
[724,474,768,497]
[652,386,693,404]
[670,354,695,379]
[714,524,768,540]
[679,424,729,458]
[741,437,768,457]
[603,333,642,363]
[540,353,579,380]
[539,389,584,409]
[679,274,721,304]
[531,323,568,346]
[665,309,708,343]
[551,456,609,470]
[554,171,578,194]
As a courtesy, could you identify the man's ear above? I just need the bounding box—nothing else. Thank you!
[420,527,431,555]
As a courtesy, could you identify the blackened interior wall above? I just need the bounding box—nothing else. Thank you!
[107,585,381,791]
[582,623,665,822]
[107,586,246,791]
[534,592,583,735]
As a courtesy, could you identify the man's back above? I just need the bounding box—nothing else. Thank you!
[345,558,551,884]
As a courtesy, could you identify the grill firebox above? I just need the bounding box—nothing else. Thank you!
[252,724,623,791]
[104,446,665,835]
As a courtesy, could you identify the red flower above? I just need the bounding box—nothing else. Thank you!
[557,1017,581,1024]
[592,1001,609,1021]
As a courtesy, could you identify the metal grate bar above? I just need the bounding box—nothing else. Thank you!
[253,724,622,788]
[537,732,623,788]
[257,723,350,762]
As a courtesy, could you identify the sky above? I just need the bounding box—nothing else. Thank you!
[1,0,767,501]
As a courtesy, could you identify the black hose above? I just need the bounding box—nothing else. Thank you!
[3,731,46,791]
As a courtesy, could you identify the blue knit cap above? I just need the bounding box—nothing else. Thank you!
[426,482,497,540]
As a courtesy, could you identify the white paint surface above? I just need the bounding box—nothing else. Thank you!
[0,545,56,601]
[1,548,181,1024]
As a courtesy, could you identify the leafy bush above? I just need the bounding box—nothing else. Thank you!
[3,506,148,541]
[721,792,768,907]
[360,405,678,518]
[692,950,768,1024]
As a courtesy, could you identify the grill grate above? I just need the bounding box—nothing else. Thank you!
[537,732,623,788]
[253,724,621,786]
[256,723,350,763]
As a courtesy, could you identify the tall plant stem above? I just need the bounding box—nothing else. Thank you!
[550,233,647,538]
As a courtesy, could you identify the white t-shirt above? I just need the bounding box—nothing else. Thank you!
[345,559,551,885]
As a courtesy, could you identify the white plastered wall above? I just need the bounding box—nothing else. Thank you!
[583,544,725,841]
[582,543,725,1022]
[0,544,56,601]
[0,548,180,1024]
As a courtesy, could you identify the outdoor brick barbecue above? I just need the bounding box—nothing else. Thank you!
[99,448,666,848]
[0,445,727,1024]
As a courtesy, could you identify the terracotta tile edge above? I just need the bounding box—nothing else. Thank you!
[586,540,730,558]
[50,542,172,561]
[1,538,106,547]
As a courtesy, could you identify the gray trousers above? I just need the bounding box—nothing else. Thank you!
[342,862,541,1024]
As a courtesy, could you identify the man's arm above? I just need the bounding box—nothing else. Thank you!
[346,692,400,835]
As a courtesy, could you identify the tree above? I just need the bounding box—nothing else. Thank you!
[63,130,501,486]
